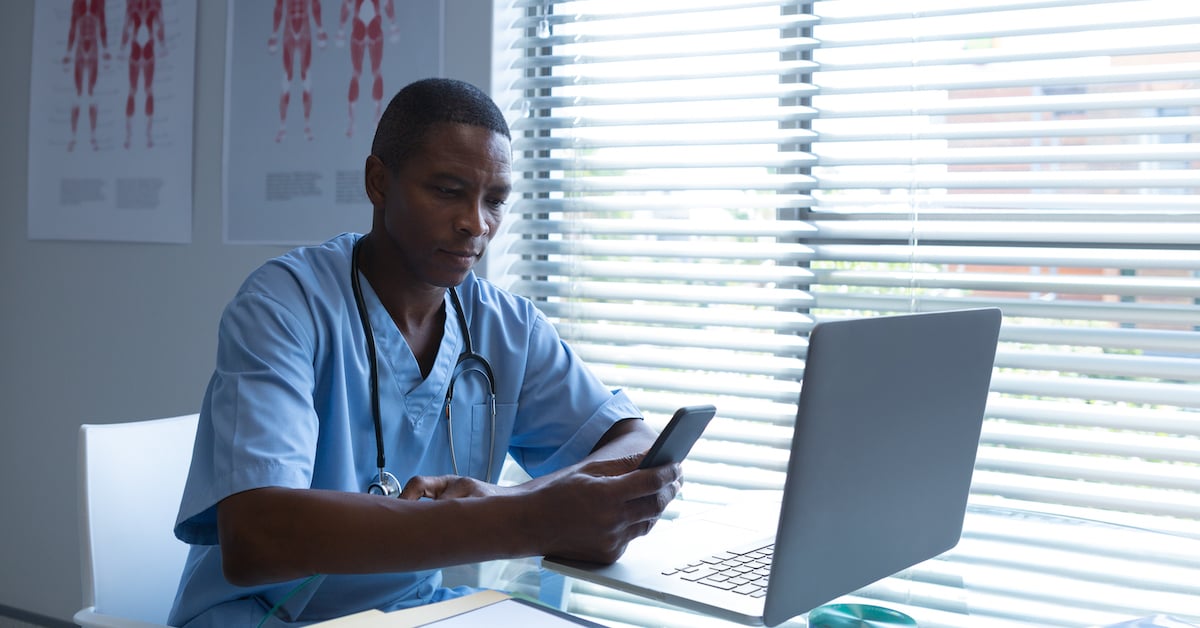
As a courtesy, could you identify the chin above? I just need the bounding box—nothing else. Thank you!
[432,271,471,289]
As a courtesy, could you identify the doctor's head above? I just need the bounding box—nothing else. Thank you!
[370,78,512,174]
[364,79,513,289]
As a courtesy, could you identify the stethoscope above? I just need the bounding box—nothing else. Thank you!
[350,237,497,497]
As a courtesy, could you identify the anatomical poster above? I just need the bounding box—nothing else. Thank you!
[28,0,197,243]
[223,0,444,245]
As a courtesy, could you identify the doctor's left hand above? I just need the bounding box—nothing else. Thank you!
[398,474,507,501]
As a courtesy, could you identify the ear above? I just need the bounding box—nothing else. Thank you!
[364,155,389,207]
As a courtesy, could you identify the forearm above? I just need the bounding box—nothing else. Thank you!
[217,420,669,586]
[218,486,542,586]
[591,416,657,458]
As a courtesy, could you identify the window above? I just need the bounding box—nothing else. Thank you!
[806,0,1200,533]
[494,0,1199,625]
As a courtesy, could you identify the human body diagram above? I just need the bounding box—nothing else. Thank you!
[269,0,327,142]
[63,0,110,151]
[119,0,166,149]
[336,0,398,137]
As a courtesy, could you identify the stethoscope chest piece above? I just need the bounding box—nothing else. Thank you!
[366,470,402,497]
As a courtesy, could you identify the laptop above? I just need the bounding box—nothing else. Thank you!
[543,308,1002,626]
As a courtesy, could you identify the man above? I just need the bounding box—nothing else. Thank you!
[169,78,679,627]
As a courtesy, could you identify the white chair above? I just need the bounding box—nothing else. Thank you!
[75,413,199,628]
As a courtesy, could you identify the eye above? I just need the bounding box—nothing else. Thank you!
[486,197,509,211]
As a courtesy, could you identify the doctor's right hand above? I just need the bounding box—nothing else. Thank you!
[535,455,682,565]
[397,474,504,501]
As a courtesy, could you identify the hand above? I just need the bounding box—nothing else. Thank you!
[267,35,279,53]
[398,474,507,500]
[536,454,682,565]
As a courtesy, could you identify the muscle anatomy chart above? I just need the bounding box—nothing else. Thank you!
[336,0,399,138]
[269,0,328,143]
[223,1,441,245]
[29,0,196,243]
[119,0,166,149]
[63,0,111,152]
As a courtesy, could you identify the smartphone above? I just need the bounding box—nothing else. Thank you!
[638,404,717,469]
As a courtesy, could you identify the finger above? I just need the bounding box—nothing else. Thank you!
[609,462,682,501]
[578,453,642,478]
[629,476,682,522]
[398,475,450,500]
[438,477,493,500]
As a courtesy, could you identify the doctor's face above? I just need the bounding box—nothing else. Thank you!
[372,122,512,289]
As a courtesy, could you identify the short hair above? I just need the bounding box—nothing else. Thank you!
[371,78,511,172]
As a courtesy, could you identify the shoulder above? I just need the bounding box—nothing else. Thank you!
[236,233,357,309]
[456,272,543,326]
[220,234,358,338]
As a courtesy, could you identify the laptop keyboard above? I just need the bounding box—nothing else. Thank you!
[662,543,773,597]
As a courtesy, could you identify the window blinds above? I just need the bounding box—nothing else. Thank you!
[497,0,1198,531]
[494,0,1199,625]
[496,0,820,506]
[805,0,1200,535]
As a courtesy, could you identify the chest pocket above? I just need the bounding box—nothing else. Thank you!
[463,401,517,480]
[445,367,516,481]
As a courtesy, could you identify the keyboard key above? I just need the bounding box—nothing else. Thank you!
[699,578,737,590]
[680,568,718,582]
[669,543,777,593]
[732,583,763,595]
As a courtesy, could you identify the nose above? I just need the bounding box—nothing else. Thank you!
[456,199,491,237]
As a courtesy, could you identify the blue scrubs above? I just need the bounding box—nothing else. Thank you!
[169,233,640,627]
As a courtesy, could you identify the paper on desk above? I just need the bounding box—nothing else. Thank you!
[311,590,508,627]
[1091,615,1199,628]
[420,598,600,627]
[309,589,600,627]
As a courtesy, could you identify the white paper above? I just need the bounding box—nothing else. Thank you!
[222,0,444,245]
[422,599,597,627]
[28,0,196,243]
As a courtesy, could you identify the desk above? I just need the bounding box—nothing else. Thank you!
[558,504,1200,628]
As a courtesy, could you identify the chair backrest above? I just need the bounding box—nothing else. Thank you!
[77,413,198,626]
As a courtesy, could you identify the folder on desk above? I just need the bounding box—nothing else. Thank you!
[311,589,608,627]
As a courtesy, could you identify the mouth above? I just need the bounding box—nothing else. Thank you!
[440,249,482,272]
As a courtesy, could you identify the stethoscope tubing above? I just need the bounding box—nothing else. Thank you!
[351,237,497,495]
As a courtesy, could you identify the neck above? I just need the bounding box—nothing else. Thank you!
[360,234,446,317]
[355,235,447,378]
[356,233,446,331]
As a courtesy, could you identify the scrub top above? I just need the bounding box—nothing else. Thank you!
[169,233,640,627]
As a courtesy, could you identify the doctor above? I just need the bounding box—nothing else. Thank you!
[169,78,679,627]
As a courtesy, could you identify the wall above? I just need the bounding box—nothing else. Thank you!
[0,1,494,623]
